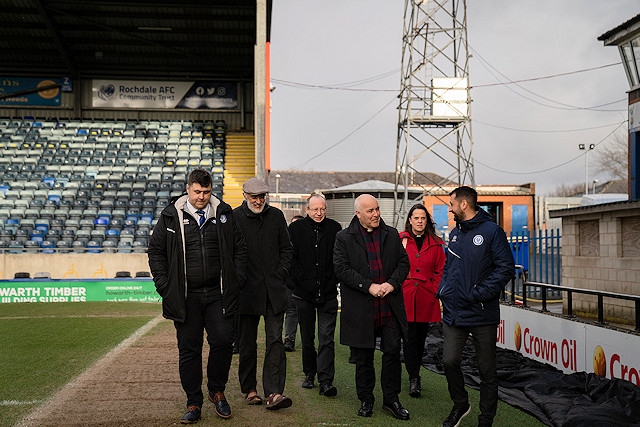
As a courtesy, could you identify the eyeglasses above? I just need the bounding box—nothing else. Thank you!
[246,193,266,200]
[308,208,326,214]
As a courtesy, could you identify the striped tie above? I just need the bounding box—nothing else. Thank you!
[196,210,205,227]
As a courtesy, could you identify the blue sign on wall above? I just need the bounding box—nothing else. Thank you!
[0,77,62,106]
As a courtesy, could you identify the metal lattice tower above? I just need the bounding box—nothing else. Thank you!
[393,0,474,227]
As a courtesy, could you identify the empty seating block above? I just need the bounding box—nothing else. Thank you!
[0,118,226,252]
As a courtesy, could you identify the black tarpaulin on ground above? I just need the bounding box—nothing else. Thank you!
[422,323,640,426]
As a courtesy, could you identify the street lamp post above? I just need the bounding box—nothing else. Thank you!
[275,173,281,195]
[578,143,595,195]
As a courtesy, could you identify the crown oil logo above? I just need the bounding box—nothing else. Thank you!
[514,322,522,351]
[593,345,606,377]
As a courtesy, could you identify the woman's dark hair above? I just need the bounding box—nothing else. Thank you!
[404,203,439,240]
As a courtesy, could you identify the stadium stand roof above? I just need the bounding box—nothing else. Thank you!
[0,0,271,79]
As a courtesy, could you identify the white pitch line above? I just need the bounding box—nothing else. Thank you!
[15,314,164,427]
[0,400,44,406]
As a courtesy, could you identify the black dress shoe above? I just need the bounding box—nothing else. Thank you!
[209,391,232,419]
[301,375,314,389]
[180,405,201,424]
[284,338,295,352]
[319,382,337,397]
[357,401,374,417]
[382,401,410,420]
[409,377,421,397]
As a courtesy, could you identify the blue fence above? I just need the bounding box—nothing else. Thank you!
[509,229,562,300]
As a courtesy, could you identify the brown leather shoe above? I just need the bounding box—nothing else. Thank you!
[208,391,232,419]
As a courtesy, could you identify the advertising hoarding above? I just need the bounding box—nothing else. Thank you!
[0,279,160,303]
[0,77,63,106]
[499,305,640,386]
[92,80,237,109]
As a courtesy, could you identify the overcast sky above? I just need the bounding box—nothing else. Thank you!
[269,1,638,196]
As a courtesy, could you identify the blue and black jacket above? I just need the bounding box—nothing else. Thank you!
[436,208,514,327]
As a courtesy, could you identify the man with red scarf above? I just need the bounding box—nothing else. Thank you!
[333,194,410,421]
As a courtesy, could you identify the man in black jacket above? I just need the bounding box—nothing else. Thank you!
[148,169,247,424]
[333,194,410,421]
[233,177,294,411]
[288,194,341,396]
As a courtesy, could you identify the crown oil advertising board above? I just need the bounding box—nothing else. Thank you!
[499,305,640,386]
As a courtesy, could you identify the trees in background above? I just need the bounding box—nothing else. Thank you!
[594,131,627,182]
[549,131,627,197]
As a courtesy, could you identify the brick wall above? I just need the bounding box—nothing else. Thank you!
[557,202,640,325]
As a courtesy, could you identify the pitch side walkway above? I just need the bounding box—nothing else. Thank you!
[17,316,184,427]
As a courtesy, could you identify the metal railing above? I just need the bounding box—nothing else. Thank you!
[504,266,640,332]
[0,247,147,254]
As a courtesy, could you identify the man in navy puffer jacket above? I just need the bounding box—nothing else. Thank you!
[436,186,514,427]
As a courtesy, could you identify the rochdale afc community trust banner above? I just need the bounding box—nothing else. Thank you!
[92,79,238,110]
[0,279,160,303]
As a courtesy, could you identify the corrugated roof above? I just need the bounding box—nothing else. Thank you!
[549,199,640,218]
[598,13,640,44]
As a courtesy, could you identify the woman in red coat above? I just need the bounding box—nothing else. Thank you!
[399,204,446,398]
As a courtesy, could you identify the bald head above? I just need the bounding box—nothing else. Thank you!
[355,194,380,230]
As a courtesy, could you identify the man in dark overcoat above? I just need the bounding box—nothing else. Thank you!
[333,194,410,421]
[233,177,294,410]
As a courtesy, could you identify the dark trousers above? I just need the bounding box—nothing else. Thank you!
[350,316,402,404]
[404,321,431,379]
[443,323,498,425]
[284,287,298,343]
[294,297,338,384]
[174,290,233,407]
[238,299,287,396]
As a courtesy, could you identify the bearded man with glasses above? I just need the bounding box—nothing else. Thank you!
[233,177,294,411]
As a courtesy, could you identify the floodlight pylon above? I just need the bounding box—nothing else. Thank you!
[393,0,474,227]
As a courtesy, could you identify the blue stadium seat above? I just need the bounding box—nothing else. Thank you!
[47,193,61,205]
[94,217,109,227]
[40,240,55,254]
[35,219,50,233]
[86,240,101,253]
[30,229,45,241]
[106,228,120,238]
